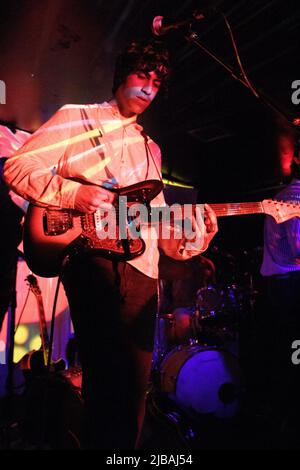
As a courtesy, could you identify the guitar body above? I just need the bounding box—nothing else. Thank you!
[24,204,82,277]
[23,179,163,277]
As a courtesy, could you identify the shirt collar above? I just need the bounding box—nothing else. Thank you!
[105,100,143,132]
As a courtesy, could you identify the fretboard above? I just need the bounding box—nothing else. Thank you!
[209,202,264,217]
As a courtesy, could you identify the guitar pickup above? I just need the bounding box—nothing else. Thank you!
[43,209,73,235]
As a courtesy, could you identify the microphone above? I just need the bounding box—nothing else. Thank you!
[151,10,206,36]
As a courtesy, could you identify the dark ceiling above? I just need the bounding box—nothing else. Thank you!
[0,0,300,204]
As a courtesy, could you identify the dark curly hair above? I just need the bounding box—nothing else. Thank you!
[112,39,170,94]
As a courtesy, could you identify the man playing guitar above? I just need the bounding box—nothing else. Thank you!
[3,39,218,449]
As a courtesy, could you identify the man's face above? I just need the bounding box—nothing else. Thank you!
[115,70,162,118]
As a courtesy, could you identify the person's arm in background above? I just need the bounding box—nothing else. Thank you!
[285,217,300,262]
[277,181,300,263]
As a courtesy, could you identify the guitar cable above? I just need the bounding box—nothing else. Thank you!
[39,263,65,449]
[45,272,62,374]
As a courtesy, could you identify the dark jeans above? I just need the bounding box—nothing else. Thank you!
[62,255,158,449]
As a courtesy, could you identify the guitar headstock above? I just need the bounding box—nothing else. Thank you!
[262,199,300,223]
[26,274,42,296]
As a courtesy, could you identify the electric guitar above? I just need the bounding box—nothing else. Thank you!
[18,274,66,373]
[23,179,300,278]
[23,179,163,277]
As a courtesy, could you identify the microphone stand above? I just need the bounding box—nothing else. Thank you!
[183,29,300,137]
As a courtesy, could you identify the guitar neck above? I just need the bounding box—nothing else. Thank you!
[35,294,50,365]
[208,202,264,217]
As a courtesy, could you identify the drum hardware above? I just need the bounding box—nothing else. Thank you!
[144,388,197,450]
[157,286,239,351]
[153,289,243,430]
[196,285,224,317]
[160,308,200,348]
[154,253,244,435]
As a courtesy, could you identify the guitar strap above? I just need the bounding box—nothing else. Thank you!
[80,108,115,181]
[80,108,163,188]
[141,131,163,183]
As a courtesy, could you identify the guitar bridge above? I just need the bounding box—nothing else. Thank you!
[43,209,73,235]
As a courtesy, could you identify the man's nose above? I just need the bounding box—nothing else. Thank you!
[141,84,152,95]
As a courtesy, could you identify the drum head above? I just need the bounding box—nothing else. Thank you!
[161,346,241,419]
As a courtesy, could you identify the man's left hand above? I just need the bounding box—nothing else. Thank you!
[185,203,218,255]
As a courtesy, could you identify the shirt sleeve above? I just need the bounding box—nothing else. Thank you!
[3,105,81,209]
[276,185,300,261]
[285,218,300,259]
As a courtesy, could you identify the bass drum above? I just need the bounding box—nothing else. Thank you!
[160,345,241,419]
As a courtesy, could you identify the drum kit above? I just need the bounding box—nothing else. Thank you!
[151,252,248,429]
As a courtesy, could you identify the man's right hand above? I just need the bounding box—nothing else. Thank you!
[74,185,115,213]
